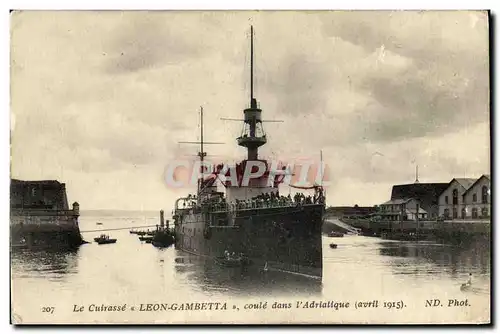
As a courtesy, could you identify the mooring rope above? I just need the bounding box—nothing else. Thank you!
[79,225,159,233]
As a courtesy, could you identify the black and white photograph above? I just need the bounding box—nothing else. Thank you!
[8,10,491,324]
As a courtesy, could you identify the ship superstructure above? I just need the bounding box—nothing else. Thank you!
[173,27,325,279]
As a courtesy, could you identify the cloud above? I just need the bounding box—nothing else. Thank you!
[319,11,489,143]
[102,13,205,74]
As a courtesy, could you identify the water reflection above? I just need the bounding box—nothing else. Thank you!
[173,251,322,297]
[11,248,80,281]
[378,235,491,279]
[10,217,491,304]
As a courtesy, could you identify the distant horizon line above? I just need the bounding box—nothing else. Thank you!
[79,204,377,212]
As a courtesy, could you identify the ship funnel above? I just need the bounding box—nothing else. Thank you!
[160,210,165,228]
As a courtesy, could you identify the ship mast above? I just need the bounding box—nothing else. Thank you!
[178,107,223,198]
[198,106,206,196]
[250,25,254,104]
[221,27,283,163]
[320,149,323,186]
[320,149,326,198]
[236,26,267,161]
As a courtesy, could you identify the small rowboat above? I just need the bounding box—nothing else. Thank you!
[215,255,251,267]
[329,243,338,249]
[94,234,117,245]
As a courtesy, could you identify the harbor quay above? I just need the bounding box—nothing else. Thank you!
[326,174,491,241]
[345,218,490,240]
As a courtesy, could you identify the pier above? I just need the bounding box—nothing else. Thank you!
[10,179,84,250]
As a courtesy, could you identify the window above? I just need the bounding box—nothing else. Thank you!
[481,207,488,218]
[482,186,488,204]
[452,189,458,205]
[445,196,449,204]
[472,208,478,219]
[453,208,458,219]
[444,208,450,218]
[461,208,466,219]
[472,193,477,203]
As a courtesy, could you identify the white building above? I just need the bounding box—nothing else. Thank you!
[379,198,427,221]
[462,174,491,219]
[438,175,490,219]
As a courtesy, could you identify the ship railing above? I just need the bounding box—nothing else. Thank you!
[209,199,321,213]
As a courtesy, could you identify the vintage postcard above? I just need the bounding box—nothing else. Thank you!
[9,10,491,325]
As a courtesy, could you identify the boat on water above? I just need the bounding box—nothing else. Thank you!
[328,231,344,238]
[329,243,338,249]
[151,232,175,248]
[216,251,252,267]
[151,210,175,248]
[172,27,325,280]
[94,234,117,245]
[96,222,103,225]
[215,256,251,268]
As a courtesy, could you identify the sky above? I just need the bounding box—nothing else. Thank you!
[10,10,490,211]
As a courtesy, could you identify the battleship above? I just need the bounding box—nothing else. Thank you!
[172,27,325,279]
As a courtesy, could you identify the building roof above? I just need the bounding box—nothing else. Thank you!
[452,178,477,190]
[381,198,411,205]
[390,183,449,209]
[462,174,491,196]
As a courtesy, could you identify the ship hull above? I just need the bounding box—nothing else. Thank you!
[174,203,324,279]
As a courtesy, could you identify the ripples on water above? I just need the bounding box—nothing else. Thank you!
[11,216,491,304]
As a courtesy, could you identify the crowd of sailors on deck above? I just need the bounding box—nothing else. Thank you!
[179,189,324,212]
[211,190,324,212]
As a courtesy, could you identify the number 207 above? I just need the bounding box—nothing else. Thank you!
[41,307,54,314]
